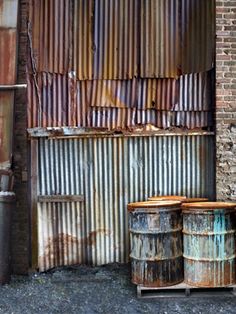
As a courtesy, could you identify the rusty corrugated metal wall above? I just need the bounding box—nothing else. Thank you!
[0,0,19,168]
[28,0,215,79]
[27,0,216,271]
[37,135,215,271]
[27,71,213,129]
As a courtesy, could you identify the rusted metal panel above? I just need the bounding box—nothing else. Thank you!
[73,0,139,80]
[0,92,14,169]
[36,135,215,270]
[37,201,87,271]
[140,0,180,78]
[0,0,19,170]
[0,29,17,85]
[128,201,183,287]
[182,203,236,287]
[28,0,214,78]
[140,0,215,77]
[180,0,215,74]
[28,0,72,75]
[27,72,213,129]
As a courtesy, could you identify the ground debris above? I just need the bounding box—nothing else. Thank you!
[0,264,235,314]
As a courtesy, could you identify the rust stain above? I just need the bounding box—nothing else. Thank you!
[28,0,215,79]
[184,259,235,287]
[39,229,112,270]
[27,72,213,130]
[0,29,17,85]
[87,229,112,246]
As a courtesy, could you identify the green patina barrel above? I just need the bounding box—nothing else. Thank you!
[182,202,236,287]
[128,201,183,287]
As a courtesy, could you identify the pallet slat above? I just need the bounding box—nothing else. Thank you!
[137,283,236,298]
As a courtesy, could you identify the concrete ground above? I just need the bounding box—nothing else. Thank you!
[0,264,235,314]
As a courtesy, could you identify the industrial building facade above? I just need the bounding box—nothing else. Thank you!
[2,0,235,274]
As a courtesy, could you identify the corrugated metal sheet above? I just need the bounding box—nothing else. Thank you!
[0,92,14,169]
[38,201,86,271]
[0,0,19,169]
[140,0,180,78]
[28,0,214,78]
[180,0,215,74]
[0,29,17,85]
[73,0,139,80]
[28,0,72,75]
[37,135,215,271]
[27,72,213,129]
[141,0,215,77]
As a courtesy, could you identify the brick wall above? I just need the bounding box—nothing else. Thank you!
[12,0,29,274]
[216,0,236,200]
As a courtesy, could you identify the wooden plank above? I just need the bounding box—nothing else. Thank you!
[29,139,38,270]
[38,195,84,203]
[27,127,215,139]
[137,284,236,299]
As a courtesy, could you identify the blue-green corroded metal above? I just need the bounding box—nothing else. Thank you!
[128,201,183,287]
[183,203,236,287]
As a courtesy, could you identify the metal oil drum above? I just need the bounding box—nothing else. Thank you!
[128,201,183,287]
[0,193,15,284]
[182,202,236,287]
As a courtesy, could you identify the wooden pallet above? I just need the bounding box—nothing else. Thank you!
[137,283,236,298]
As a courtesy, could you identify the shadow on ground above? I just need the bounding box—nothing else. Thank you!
[0,264,235,313]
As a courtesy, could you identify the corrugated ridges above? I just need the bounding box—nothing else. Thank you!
[180,0,215,74]
[29,0,215,79]
[140,0,180,78]
[27,72,213,129]
[37,135,215,270]
[29,0,72,74]
[0,29,17,85]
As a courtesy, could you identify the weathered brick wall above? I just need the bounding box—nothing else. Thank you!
[216,0,236,201]
[12,0,29,274]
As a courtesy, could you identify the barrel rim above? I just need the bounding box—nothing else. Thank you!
[181,202,236,211]
[183,198,209,203]
[148,195,187,201]
[127,200,181,211]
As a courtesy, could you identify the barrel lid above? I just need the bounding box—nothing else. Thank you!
[181,202,236,211]
[128,200,181,212]
[148,195,186,201]
[183,198,209,203]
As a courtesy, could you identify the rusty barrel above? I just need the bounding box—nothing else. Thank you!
[0,193,15,284]
[182,202,236,287]
[128,201,183,287]
[148,195,208,203]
